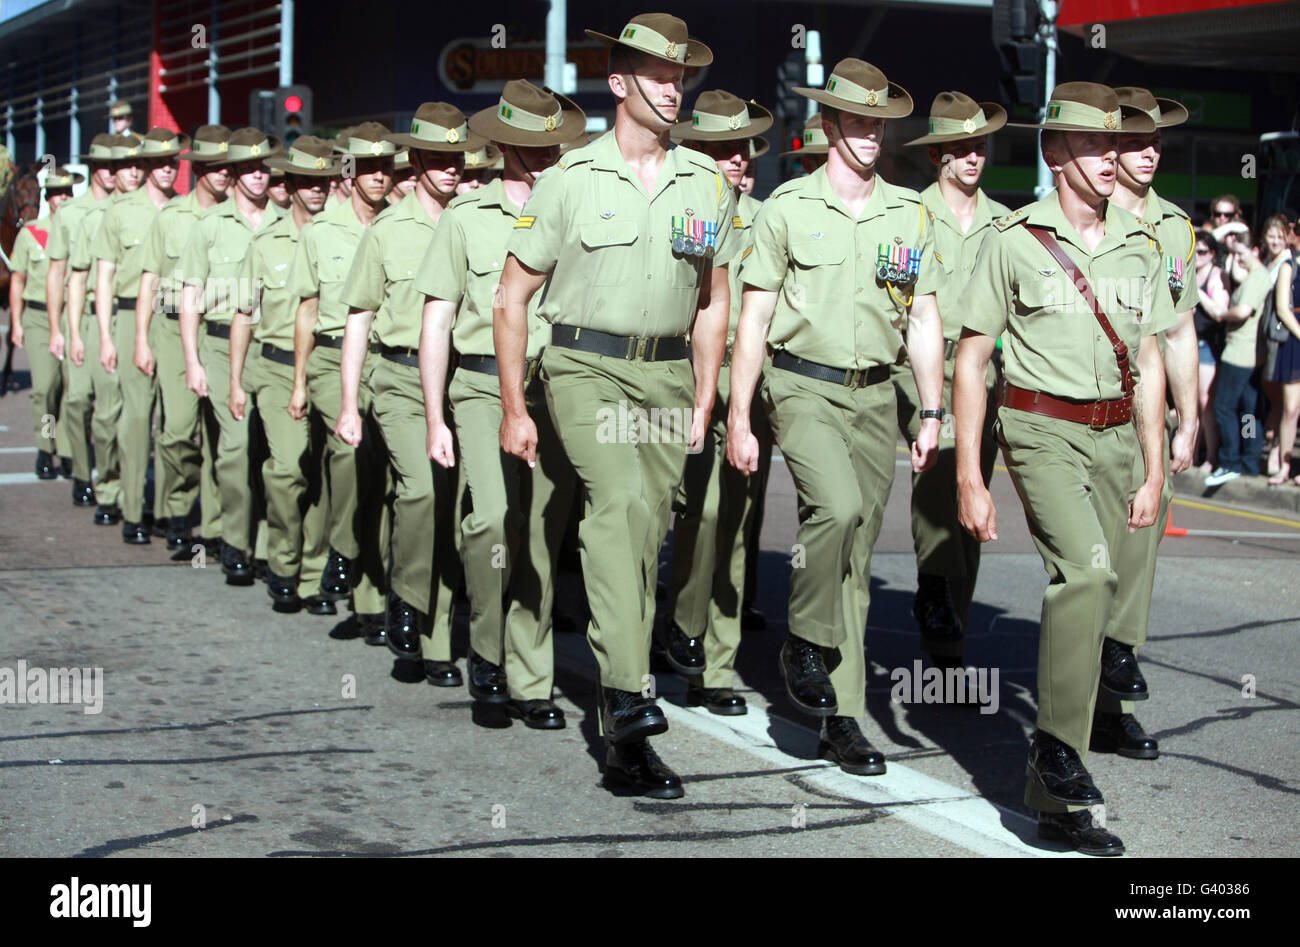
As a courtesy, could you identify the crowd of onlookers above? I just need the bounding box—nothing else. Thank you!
[1191,196,1300,487]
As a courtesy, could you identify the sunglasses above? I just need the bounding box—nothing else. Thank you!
[1212,210,1234,218]
[1195,247,1212,255]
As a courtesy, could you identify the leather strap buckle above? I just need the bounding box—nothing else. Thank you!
[843,368,864,388]
[1089,401,1109,430]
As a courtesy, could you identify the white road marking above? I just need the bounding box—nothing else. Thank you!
[0,472,42,485]
[0,446,37,454]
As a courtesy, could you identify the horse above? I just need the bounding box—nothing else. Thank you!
[1,159,43,394]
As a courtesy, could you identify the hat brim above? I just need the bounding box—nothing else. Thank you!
[1007,105,1156,134]
[671,100,774,141]
[585,29,713,67]
[779,143,828,157]
[468,93,588,147]
[179,148,232,164]
[903,103,1008,147]
[384,130,488,153]
[750,136,770,159]
[45,175,86,190]
[264,157,342,177]
[794,81,913,119]
[1154,97,1189,128]
[139,134,193,159]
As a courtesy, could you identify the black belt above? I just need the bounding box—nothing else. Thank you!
[314,332,344,349]
[378,344,419,368]
[206,322,231,340]
[164,310,180,321]
[458,353,542,385]
[550,324,687,362]
[25,301,46,312]
[117,296,137,310]
[771,350,890,389]
[261,343,295,367]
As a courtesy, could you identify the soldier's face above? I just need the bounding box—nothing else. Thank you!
[698,139,750,187]
[267,179,291,208]
[1050,132,1118,200]
[1116,131,1161,188]
[47,191,71,212]
[610,54,683,128]
[352,157,394,205]
[415,151,464,198]
[932,137,986,188]
[91,163,115,191]
[112,117,132,134]
[145,157,178,191]
[199,164,231,195]
[115,162,143,192]
[288,173,329,214]
[233,161,269,199]
[509,144,560,182]
[827,113,885,171]
[391,168,417,197]
[740,173,755,195]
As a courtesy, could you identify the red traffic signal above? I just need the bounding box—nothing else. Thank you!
[284,94,303,113]
[791,137,802,151]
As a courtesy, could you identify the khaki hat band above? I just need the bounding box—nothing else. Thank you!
[409,118,469,144]
[227,141,273,161]
[142,137,183,155]
[804,128,828,147]
[825,73,888,108]
[692,108,751,134]
[346,138,396,156]
[46,175,78,187]
[498,98,565,133]
[190,141,229,157]
[85,145,115,160]
[929,110,988,137]
[618,23,687,63]
[1046,99,1121,130]
[284,148,337,171]
[111,145,142,160]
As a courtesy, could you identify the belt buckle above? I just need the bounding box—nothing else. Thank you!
[1089,401,1109,430]
[634,337,648,361]
[844,368,864,388]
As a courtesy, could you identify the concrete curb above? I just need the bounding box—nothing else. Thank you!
[1173,468,1300,517]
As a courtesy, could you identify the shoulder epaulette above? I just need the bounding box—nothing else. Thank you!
[993,206,1031,231]
[768,178,804,200]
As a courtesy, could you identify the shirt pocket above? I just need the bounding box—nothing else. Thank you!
[382,255,423,286]
[1108,274,1150,336]
[318,253,351,289]
[579,220,638,286]
[789,240,845,304]
[1015,277,1069,317]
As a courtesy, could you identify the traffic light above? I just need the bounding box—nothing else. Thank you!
[248,85,313,145]
[992,0,1042,108]
[775,52,804,129]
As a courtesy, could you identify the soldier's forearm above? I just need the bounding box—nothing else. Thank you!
[954,331,997,487]
[1162,310,1198,430]
[9,274,25,321]
[46,260,66,331]
[293,297,318,388]
[67,271,88,333]
[137,273,159,339]
[95,263,115,338]
[229,314,253,387]
[180,285,203,366]
[338,310,372,414]
[727,288,776,428]
[906,294,945,412]
[419,299,455,427]
[1135,340,1166,485]
[495,261,544,420]
[689,270,729,416]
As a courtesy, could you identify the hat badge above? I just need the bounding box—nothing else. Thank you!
[250,143,262,156]
[727,112,744,131]
[446,128,460,143]
[218,141,228,153]
[893,235,903,245]
[962,117,976,134]
[665,40,678,59]
[1103,111,1119,130]
[544,114,557,132]
[865,89,879,107]
[315,156,328,170]
[370,141,383,156]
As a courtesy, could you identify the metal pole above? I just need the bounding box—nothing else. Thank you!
[545,0,566,93]
[35,50,45,162]
[279,0,294,86]
[1036,0,1058,200]
[208,0,221,124]
[806,31,822,119]
[70,29,82,162]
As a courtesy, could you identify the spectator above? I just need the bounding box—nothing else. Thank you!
[1268,230,1300,486]
[1256,214,1296,475]
[1209,193,1243,227]
[1204,230,1270,486]
[1191,231,1230,471]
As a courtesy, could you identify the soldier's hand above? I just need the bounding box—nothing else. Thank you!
[186,362,208,399]
[287,384,308,421]
[726,425,760,475]
[70,337,85,366]
[9,322,23,348]
[688,408,708,454]
[49,330,65,360]
[500,411,538,468]
[336,407,364,448]
[427,422,456,468]
[135,338,155,377]
[1169,423,1196,475]
[230,384,247,422]
[100,338,117,373]
[959,483,999,543]
[911,418,941,473]
[1129,479,1162,532]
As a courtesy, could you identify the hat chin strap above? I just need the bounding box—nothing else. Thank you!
[1062,136,1107,204]
[833,112,873,175]
[615,48,676,128]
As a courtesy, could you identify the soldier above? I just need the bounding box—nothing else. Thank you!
[499,13,734,798]
[94,127,185,544]
[48,135,117,508]
[665,90,774,714]
[728,59,944,776]
[231,136,338,614]
[1097,88,1200,760]
[110,101,133,136]
[780,113,829,175]
[455,144,502,195]
[417,80,585,728]
[179,127,284,583]
[138,125,232,551]
[336,107,479,678]
[389,150,416,203]
[267,167,292,209]
[897,92,1011,667]
[287,123,394,648]
[954,82,1172,855]
[8,168,81,476]
[68,132,143,528]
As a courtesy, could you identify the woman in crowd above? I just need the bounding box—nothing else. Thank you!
[1258,214,1297,477]
[1192,231,1229,471]
[1268,227,1300,486]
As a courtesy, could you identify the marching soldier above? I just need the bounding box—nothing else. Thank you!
[728,59,944,775]
[897,92,1011,667]
[1097,87,1201,760]
[231,136,338,614]
[954,82,1172,855]
[138,125,232,551]
[179,127,284,583]
[336,107,479,678]
[665,89,773,714]
[8,168,81,477]
[110,101,134,136]
[48,135,117,508]
[94,127,186,544]
[416,80,585,727]
[780,113,829,175]
[267,167,292,209]
[389,150,416,203]
[499,13,734,797]
[68,132,143,528]
[455,144,502,195]
[287,123,394,648]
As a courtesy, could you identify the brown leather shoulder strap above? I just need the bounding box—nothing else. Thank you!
[1023,222,1134,399]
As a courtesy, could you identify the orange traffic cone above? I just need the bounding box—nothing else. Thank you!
[1164,505,1188,537]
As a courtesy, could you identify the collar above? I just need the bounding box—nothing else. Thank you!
[466,176,521,217]
[592,130,698,201]
[800,164,898,222]
[1026,189,1143,257]
[921,181,996,236]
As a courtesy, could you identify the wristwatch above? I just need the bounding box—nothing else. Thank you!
[919,409,945,422]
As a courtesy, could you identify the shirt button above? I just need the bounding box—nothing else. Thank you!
[856,321,862,327]
[857,287,863,293]
[647,274,653,280]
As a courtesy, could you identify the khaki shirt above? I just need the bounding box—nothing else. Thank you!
[179,198,283,324]
[143,191,208,309]
[67,198,111,280]
[341,189,440,350]
[741,168,941,370]
[240,212,302,350]
[726,191,762,340]
[91,186,162,299]
[962,191,1178,401]
[48,190,108,313]
[920,182,1010,342]
[416,177,548,358]
[288,196,366,338]
[1222,265,1270,368]
[507,132,736,337]
[10,217,54,306]
[1142,187,1200,315]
